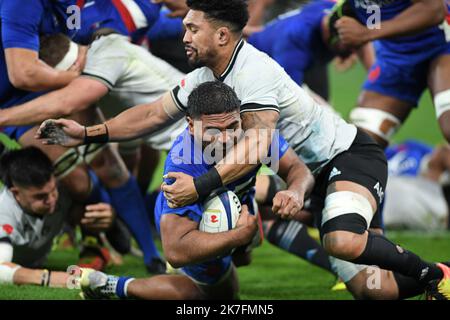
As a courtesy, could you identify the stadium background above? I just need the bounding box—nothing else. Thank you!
[1,61,449,300]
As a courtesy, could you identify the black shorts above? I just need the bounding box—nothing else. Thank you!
[309,129,387,232]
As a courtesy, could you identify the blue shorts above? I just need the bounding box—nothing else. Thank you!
[1,91,46,141]
[363,41,450,106]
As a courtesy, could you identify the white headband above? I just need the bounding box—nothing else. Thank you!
[55,41,79,71]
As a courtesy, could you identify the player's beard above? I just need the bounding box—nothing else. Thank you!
[186,46,216,69]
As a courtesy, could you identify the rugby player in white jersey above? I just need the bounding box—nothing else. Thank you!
[38,0,450,300]
[0,147,114,288]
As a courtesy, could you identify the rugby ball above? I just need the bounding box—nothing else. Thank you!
[199,190,242,233]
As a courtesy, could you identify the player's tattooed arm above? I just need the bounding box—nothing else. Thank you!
[162,109,279,208]
[216,109,279,185]
[273,148,315,220]
[160,205,257,268]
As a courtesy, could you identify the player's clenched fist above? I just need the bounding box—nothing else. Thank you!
[272,190,304,220]
[235,205,258,245]
[35,119,85,147]
[335,16,371,48]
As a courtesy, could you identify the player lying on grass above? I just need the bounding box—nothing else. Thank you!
[0,32,173,274]
[78,81,314,300]
[37,0,450,300]
[0,0,187,273]
[382,140,450,231]
[0,147,115,287]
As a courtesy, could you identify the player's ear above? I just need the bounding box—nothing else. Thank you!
[187,116,195,134]
[217,27,231,46]
[9,186,20,199]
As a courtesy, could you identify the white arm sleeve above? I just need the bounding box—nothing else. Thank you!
[0,242,13,263]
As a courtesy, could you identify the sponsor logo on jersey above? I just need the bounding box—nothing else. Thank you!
[1,224,13,235]
[374,182,385,203]
[329,167,342,180]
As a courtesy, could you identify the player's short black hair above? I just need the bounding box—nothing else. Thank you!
[187,81,241,119]
[0,147,54,189]
[39,33,71,68]
[186,0,249,32]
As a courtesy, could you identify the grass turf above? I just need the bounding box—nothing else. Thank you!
[0,63,449,300]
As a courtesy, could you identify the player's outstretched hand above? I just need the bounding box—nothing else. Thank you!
[272,190,304,220]
[151,0,189,17]
[35,119,85,147]
[235,205,258,245]
[162,172,199,208]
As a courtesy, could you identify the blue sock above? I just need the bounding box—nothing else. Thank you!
[115,276,134,299]
[107,175,160,265]
[86,170,111,205]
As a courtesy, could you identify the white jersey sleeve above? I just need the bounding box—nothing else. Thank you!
[81,35,128,89]
[170,68,207,112]
[235,60,280,113]
[0,189,21,243]
[0,242,13,263]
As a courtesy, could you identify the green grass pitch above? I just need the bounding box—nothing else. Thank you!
[0,63,449,300]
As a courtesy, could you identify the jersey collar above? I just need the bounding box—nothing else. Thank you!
[217,38,245,82]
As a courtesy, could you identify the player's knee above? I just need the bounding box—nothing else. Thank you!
[321,191,373,260]
[323,231,364,259]
[349,107,401,148]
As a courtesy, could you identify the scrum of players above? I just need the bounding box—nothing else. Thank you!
[0,0,450,300]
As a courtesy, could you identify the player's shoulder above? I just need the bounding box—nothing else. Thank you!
[0,188,22,225]
[237,42,284,76]
[88,34,130,58]
[180,67,213,91]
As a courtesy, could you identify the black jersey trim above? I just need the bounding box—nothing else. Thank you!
[240,103,280,114]
[81,72,114,90]
[171,86,187,111]
[218,39,245,82]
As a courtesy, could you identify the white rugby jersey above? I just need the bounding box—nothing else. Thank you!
[171,39,357,175]
[81,34,187,150]
[0,188,69,267]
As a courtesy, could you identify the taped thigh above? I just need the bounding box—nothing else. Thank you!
[349,107,401,143]
[321,191,374,232]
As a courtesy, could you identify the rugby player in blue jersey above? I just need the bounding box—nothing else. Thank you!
[78,81,314,300]
[329,0,450,148]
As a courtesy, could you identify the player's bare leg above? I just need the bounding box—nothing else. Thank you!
[351,90,415,149]
[81,267,239,300]
[428,54,450,143]
[322,181,450,299]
